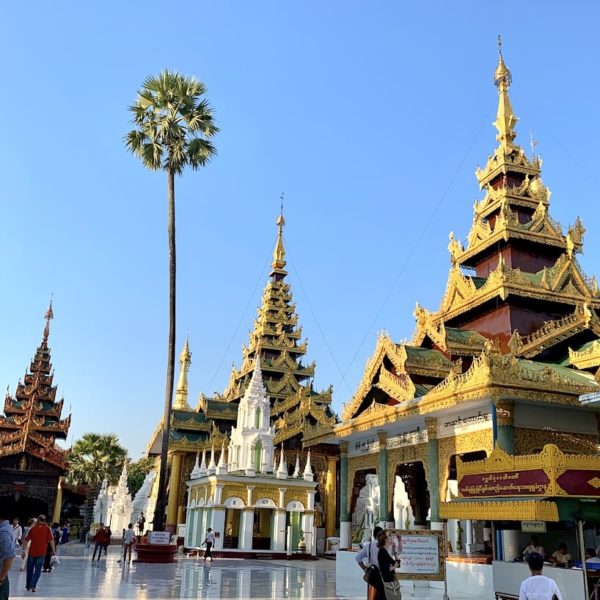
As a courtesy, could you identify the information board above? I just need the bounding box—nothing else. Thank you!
[394,530,445,581]
[148,531,171,545]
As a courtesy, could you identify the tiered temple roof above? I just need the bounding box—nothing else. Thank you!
[151,211,337,454]
[306,45,600,441]
[0,302,71,470]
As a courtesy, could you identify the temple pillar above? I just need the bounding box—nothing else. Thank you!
[465,519,474,554]
[495,400,515,454]
[166,452,184,532]
[377,431,392,524]
[325,455,338,537]
[302,511,316,556]
[339,442,351,550]
[212,508,226,550]
[177,506,185,528]
[240,509,254,550]
[426,418,441,527]
[52,477,63,524]
[273,509,287,552]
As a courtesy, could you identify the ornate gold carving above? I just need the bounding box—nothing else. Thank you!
[440,499,559,522]
[569,340,600,370]
[438,429,494,502]
[347,453,378,513]
[495,400,514,426]
[514,428,598,455]
[386,444,429,514]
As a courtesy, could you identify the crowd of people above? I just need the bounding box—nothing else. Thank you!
[0,509,72,597]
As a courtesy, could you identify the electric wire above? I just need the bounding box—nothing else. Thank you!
[337,110,492,395]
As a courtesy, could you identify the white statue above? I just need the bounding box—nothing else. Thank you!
[107,462,133,536]
[352,474,380,534]
[93,479,110,524]
[393,475,414,530]
[130,470,156,526]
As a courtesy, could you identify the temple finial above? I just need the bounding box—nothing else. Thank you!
[173,338,192,410]
[272,199,286,271]
[43,296,54,342]
[493,36,518,151]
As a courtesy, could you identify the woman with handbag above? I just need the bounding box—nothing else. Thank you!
[377,531,402,600]
[355,526,385,600]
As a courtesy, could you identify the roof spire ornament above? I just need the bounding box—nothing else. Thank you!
[174,338,192,410]
[493,35,518,152]
[271,196,287,273]
[43,297,54,342]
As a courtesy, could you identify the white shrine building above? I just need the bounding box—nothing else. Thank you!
[184,358,317,556]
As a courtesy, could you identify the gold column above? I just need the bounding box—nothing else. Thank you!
[52,477,63,524]
[176,506,185,527]
[166,453,183,531]
[325,455,338,537]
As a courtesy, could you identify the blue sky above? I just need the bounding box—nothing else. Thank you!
[2,2,600,458]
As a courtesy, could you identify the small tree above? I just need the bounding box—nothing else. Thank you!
[125,70,218,530]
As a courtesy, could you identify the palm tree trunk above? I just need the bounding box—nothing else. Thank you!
[154,167,177,531]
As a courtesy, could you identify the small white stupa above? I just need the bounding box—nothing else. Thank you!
[227,357,276,476]
[107,462,133,536]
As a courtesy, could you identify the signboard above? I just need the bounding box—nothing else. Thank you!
[148,531,170,545]
[394,530,445,582]
[521,521,546,533]
[459,470,550,497]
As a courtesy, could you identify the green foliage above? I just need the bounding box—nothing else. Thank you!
[125,70,218,174]
[127,456,156,497]
[66,433,127,487]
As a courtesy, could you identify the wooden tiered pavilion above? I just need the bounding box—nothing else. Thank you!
[0,303,72,522]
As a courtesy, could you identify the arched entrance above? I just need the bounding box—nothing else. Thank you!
[394,462,429,527]
[252,498,276,550]
[223,496,245,549]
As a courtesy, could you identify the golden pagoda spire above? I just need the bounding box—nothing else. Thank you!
[271,196,287,272]
[493,35,518,152]
[174,338,192,410]
[43,297,54,342]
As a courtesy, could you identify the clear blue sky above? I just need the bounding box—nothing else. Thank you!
[2,2,600,458]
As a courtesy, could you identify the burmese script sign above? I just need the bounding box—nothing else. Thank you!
[459,469,550,498]
[395,530,445,581]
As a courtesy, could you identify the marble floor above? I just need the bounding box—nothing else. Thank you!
[6,544,476,599]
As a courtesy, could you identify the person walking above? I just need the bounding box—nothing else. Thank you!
[136,512,145,537]
[91,524,110,562]
[59,523,69,546]
[120,524,136,564]
[22,515,55,593]
[377,530,401,600]
[203,528,215,562]
[0,509,16,600]
[519,552,562,600]
[355,526,384,600]
[11,519,22,549]
[19,519,35,571]
[43,524,61,573]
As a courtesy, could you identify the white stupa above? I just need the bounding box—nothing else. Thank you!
[227,357,276,476]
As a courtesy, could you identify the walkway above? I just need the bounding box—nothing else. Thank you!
[7,543,476,598]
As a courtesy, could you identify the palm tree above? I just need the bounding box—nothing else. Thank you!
[125,70,218,531]
[66,433,128,526]
[67,433,128,487]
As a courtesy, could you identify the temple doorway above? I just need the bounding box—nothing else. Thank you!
[252,507,274,550]
[287,510,302,551]
[394,462,429,527]
[1,495,48,523]
[224,507,243,549]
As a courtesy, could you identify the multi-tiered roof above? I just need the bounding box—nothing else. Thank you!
[307,46,600,437]
[152,212,337,454]
[0,303,71,470]
[221,211,336,447]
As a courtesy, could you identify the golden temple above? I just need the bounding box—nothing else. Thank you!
[148,208,339,536]
[305,43,600,548]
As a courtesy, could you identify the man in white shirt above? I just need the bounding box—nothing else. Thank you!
[120,523,136,564]
[204,528,216,562]
[12,519,22,547]
[519,552,562,600]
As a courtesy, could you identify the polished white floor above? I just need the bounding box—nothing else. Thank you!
[6,543,484,599]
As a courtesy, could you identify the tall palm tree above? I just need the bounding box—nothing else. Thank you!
[125,70,218,531]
